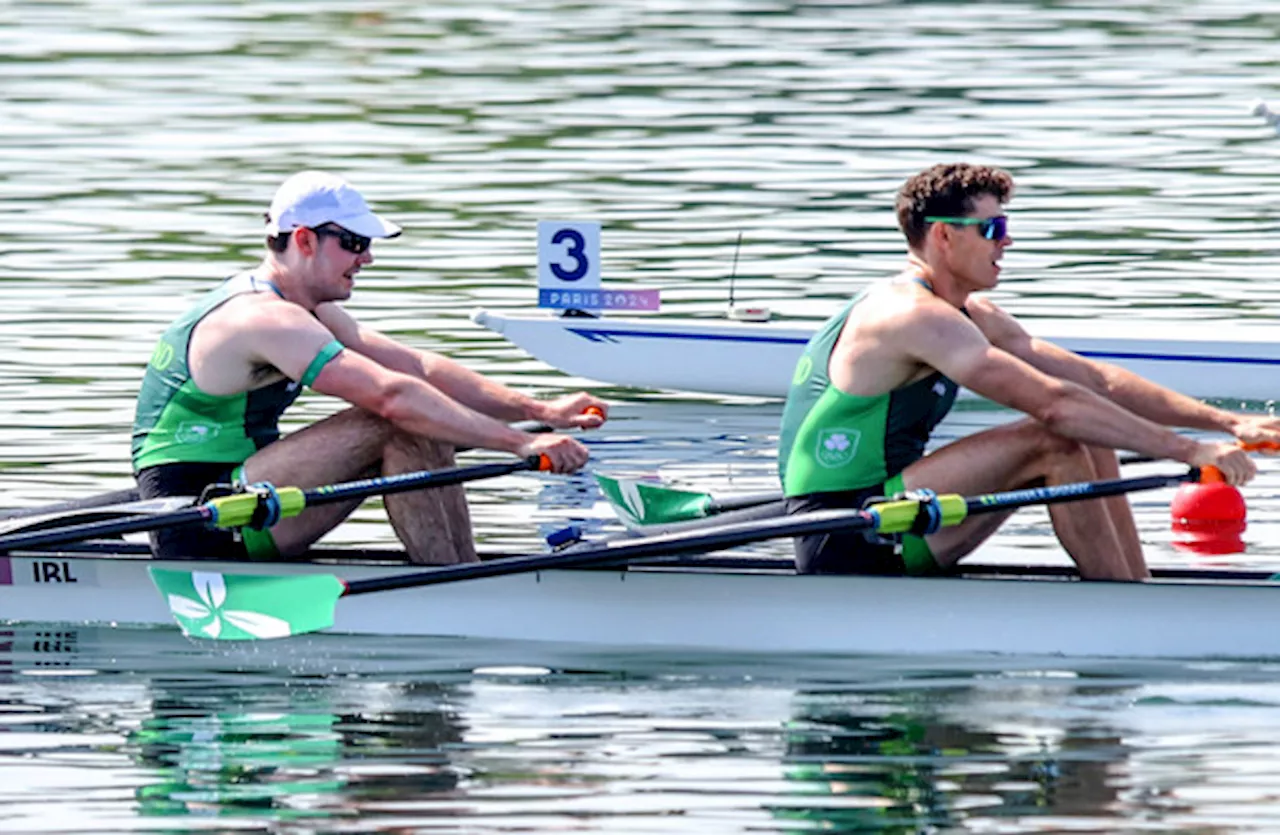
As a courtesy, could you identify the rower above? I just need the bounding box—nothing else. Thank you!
[131,170,607,564]
[778,162,1280,581]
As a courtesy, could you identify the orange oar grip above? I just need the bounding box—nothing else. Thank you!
[584,405,604,418]
[536,453,552,471]
[1242,441,1280,452]
[1200,465,1226,483]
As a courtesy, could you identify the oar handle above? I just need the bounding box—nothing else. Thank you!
[1197,441,1280,484]
[1122,440,1277,474]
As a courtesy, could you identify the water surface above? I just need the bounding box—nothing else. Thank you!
[4,0,1280,830]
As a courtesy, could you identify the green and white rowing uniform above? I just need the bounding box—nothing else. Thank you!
[132,272,343,471]
[777,279,959,575]
[778,283,959,497]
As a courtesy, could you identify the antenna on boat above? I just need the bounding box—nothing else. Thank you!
[726,232,771,322]
[728,231,742,308]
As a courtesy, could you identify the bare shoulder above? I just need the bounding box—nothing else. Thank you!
[963,296,1031,350]
[197,294,334,365]
[830,283,979,394]
[852,280,940,332]
[216,293,318,333]
[874,284,973,342]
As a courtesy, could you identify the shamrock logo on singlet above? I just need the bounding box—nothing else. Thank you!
[815,428,859,468]
[176,421,220,445]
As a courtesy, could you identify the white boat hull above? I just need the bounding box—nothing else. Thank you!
[473,309,1280,401]
[5,551,1280,660]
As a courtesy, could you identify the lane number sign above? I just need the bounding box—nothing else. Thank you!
[536,220,659,311]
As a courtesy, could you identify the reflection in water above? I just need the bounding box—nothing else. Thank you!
[129,683,467,820]
[4,628,1280,829]
[775,689,1060,832]
[132,710,347,818]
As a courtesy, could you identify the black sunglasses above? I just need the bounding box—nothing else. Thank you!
[311,224,373,254]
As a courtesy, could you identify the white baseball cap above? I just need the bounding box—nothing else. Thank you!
[264,171,401,239]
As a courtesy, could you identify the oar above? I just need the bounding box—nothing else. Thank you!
[149,467,1203,641]
[0,421,565,525]
[0,488,149,522]
[598,441,1280,529]
[0,455,550,554]
[595,472,781,528]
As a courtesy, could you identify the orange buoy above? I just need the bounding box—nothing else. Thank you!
[1170,466,1247,555]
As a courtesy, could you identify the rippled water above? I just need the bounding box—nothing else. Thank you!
[4,0,1280,830]
[8,629,1280,832]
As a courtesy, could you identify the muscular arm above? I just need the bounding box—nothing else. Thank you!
[245,302,533,455]
[901,301,1204,463]
[315,303,547,423]
[967,298,1241,434]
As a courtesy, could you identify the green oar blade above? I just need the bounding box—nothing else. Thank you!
[595,474,712,526]
[149,568,345,641]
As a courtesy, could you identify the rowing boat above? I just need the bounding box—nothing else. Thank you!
[473,309,1280,401]
[0,461,1265,660]
[4,542,1280,659]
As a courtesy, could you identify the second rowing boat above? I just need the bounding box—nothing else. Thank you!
[473,309,1280,401]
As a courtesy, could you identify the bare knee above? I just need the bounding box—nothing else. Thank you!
[1005,421,1094,479]
[1037,426,1088,460]
[384,429,457,469]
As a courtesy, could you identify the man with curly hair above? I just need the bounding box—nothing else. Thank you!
[778,162,1280,580]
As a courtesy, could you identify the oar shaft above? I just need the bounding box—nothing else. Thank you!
[0,423,554,528]
[962,470,1199,516]
[0,456,547,553]
[299,457,542,508]
[0,506,213,552]
[345,468,1200,596]
[706,461,1178,515]
[342,507,873,596]
[706,491,784,515]
[0,488,143,522]
[175,456,548,531]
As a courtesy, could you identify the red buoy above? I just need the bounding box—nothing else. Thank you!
[1170,467,1247,555]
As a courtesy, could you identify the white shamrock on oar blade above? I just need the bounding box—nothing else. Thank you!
[617,480,647,525]
[166,572,294,639]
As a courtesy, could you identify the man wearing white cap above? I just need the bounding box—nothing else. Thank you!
[132,171,604,564]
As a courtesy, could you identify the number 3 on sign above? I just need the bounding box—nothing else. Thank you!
[537,221,601,290]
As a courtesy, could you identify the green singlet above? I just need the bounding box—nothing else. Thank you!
[132,272,343,470]
[778,283,959,496]
[777,279,959,574]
